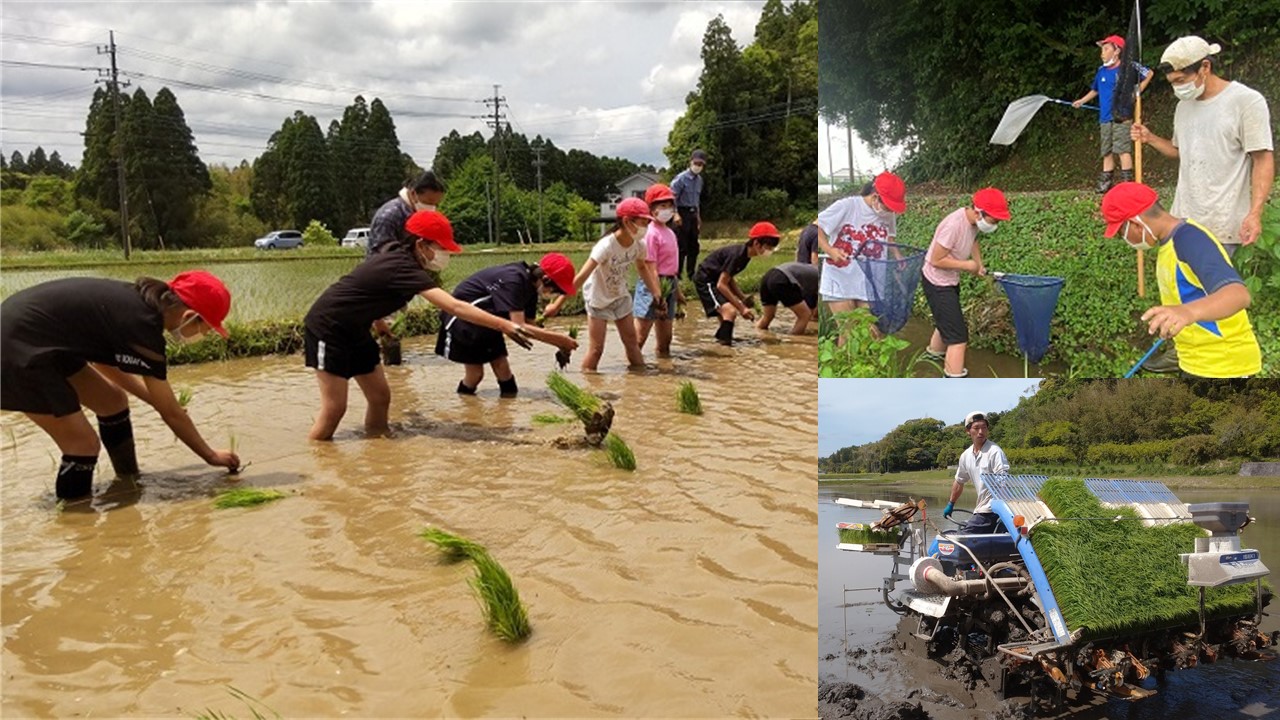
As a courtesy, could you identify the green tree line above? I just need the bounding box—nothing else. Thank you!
[819,379,1280,473]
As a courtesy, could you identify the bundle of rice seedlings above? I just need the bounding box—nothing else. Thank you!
[420,527,485,562]
[837,523,901,545]
[567,324,580,340]
[603,432,636,471]
[176,387,194,408]
[546,372,602,424]
[675,380,703,415]
[469,551,532,642]
[531,412,574,425]
[1031,477,1264,640]
[213,488,285,509]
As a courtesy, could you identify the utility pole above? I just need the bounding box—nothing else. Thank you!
[97,30,131,259]
[531,140,546,243]
[483,85,506,244]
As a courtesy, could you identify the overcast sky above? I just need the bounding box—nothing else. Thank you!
[817,379,1041,456]
[1,1,766,171]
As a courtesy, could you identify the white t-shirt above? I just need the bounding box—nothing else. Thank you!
[1171,81,1274,246]
[922,207,977,287]
[583,232,645,308]
[955,441,1010,514]
[816,195,895,301]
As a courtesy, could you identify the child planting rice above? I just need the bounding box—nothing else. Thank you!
[755,261,819,335]
[633,183,684,358]
[0,272,241,500]
[693,222,780,345]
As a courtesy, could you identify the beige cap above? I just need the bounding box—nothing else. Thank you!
[1161,35,1221,71]
[964,411,988,429]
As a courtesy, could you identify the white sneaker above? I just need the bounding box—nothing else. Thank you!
[944,368,969,378]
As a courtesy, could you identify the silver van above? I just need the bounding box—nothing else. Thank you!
[341,227,370,248]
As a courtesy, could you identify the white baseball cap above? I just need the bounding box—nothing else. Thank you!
[964,411,988,429]
[1160,35,1221,72]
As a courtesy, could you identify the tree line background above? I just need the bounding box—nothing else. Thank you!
[1,0,816,253]
[818,380,1280,474]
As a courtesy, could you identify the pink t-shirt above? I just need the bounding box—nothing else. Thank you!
[644,221,680,276]
[922,207,978,287]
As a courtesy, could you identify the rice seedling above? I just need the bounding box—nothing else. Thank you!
[213,488,285,509]
[419,527,485,562]
[603,432,636,471]
[837,524,901,545]
[1031,477,1264,640]
[176,387,194,408]
[675,380,703,415]
[546,372,602,424]
[531,412,574,425]
[468,550,532,642]
[193,685,280,720]
[567,324,580,340]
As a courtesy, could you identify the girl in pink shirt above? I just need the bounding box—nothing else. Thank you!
[634,184,683,357]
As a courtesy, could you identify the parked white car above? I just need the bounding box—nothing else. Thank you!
[341,227,370,248]
[254,230,304,250]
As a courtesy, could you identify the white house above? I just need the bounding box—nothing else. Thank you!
[598,171,662,218]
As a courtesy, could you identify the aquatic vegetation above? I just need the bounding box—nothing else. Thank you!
[531,412,574,425]
[675,380,703,415]
[213,488,285,509]
[176,387,194,408]
[420,527,531,642]
[1031,478,1265,640]
[603,433,636,471]
[837,524,901,545]
[546,372,602,424]
[193,685,280,720]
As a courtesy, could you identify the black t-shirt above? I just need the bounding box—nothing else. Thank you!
[777,262,820,306]
[795,224,819,264]
[694,242,751,284]
[448,262,538,321]
[0,277,167,378]
[305,248,439,342]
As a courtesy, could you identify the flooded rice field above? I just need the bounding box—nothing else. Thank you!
[1,319,816,718]
[819,480,1280,719]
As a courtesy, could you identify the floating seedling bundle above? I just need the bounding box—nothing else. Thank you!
[603,433,636,471]
[546,372,614,445]
[1030,478,1264,640]
[676,381,703,415]
[837,523,902,546]
[420,528,531,642]
[214,488,285,509]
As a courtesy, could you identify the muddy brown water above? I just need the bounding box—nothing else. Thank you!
[894,318,1069,379]
[1,318,816,718]
[819,481,1280,719]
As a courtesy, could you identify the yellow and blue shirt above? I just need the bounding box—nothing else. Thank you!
[1155,220,1261,377]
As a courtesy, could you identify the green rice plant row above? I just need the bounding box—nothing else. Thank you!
[545,372,602,424]
[213,488,285,509]
[837,524,902,545]
[1030,478,1265,640]
[676,380,703,415]
[603,433,636,471]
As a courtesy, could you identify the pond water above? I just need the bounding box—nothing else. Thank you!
[1,320,817,717]
[819,479,1280,718]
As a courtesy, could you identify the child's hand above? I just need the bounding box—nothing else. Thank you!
[558,334,579,351]
[506,323,535,350]
[741,307,756,321]
[1141,304,1194,339]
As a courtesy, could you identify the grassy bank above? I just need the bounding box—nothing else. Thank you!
[819,468,1280,490]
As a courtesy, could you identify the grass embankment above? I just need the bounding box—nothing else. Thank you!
[818,468,1280,489]
[1031,478,1266,640]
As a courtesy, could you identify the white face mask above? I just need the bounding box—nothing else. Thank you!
[690,163,703,175]
[760,246,776,257]
[1172,78,1205,101]
[418,243,451,272]
[656,207,675,223]
[415,203,436,211]
[975,211,999,234]
[1122,216,1157,249]
[628,220,650,239]
[167,314,205,345]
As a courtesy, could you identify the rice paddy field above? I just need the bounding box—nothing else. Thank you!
[0,316,817,717]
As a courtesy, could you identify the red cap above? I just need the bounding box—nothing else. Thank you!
[1097,35,1125,50]
[405,210,461,252]
[539,253,577,296]
[644,183,676,206]
[749,221,780,240]
[1101,182,1159,237]
[873,172,907,213]
[169,270,231,337]
[616,197,654,220]
[972,187,1011,221]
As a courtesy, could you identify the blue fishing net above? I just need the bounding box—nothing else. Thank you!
[996,274,1065,364]
[856,242,927,335]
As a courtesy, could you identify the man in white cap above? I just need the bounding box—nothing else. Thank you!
[1131,35,1274,256]
[943,411,1010,534]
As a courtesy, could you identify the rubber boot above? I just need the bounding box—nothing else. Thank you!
[1141,342,1181,374]
[1117,169,1134,184]
[1096,171,1114,194]
[714,320,735,346]
[498,377,518,398]
[98,408,139,477]
[456,381,477,395]
[56,454,97,500]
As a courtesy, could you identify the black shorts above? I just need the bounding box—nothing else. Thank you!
[760,268,806,309]
[0,358,85,416]
[435,315,508,366]
[695,278,730,318]
[921,275,968,345]
[304,328,380,379]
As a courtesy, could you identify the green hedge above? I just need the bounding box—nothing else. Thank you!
[1006,445,1074,465]
[1084,439,1178,465]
